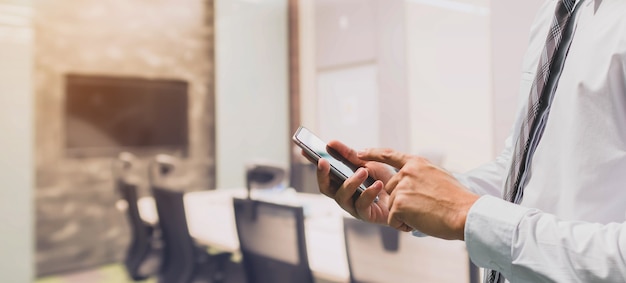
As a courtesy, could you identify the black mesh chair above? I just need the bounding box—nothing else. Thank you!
[117,180,163,280]
[232,197,314,283]
[343,217,479,283]
[113,153,162,281]
[152,186,231,283]
[343,217,399,283]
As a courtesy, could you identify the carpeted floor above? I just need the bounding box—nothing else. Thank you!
[35,261,246,283]
[35,264,156,283]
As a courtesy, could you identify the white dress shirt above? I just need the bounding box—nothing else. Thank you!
[456,0,626,282]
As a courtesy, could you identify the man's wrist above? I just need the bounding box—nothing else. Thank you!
[456,192,481,241]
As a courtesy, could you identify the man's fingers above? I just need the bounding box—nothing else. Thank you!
[354,181,384,212]
[316,158,334,197]
[386,191,413,232]
[383,174,401,195]
[327,140,367,167]
[357,148,409,169]
[334,168,368,216]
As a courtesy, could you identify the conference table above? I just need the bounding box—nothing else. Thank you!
[134,188,471,283]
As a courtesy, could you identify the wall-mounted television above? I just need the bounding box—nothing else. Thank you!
[64,74,189,157]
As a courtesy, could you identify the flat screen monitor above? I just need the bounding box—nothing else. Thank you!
[64,74,189,157]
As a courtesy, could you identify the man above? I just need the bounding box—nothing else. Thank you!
[313,0,626,282]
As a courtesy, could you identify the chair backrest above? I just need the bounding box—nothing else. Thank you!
[343,217,400,283]
[113,153,147,242]
[116,179,157,279]
[113,152,161,280]
[149,154,179,187]
[343,217,479,283]
[152,186,196,283]
[232,198,314,283]
[117,180,146,241]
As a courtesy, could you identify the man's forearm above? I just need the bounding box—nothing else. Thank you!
[466,195,626,282]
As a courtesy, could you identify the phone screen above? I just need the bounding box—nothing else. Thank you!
[292,126,376,195]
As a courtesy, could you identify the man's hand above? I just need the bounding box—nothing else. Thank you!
[309,140,404,228]
[358,148,480,240]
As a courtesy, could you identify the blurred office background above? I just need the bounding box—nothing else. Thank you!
[1,0,543,282]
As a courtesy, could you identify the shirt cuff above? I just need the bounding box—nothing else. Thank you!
[464,195,531,275]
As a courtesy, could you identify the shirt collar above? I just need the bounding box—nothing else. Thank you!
[570,0,602,13]
[566,0,599,6]
[588,0,602,13]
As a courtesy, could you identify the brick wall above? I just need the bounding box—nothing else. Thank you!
[33,0,215,275]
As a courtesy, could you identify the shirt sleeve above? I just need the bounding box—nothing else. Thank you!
[465,195,626,282]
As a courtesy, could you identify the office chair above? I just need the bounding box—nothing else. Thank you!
[152,186,231,283]
[148,154,179,187]
[245,161,286,199]
[113,152,162,281]
[232,197,314,283]
[343,217,479,283]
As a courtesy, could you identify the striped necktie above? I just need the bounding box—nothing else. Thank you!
[485,0,582,282]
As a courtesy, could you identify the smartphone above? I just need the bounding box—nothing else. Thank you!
[292,126,377,200]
